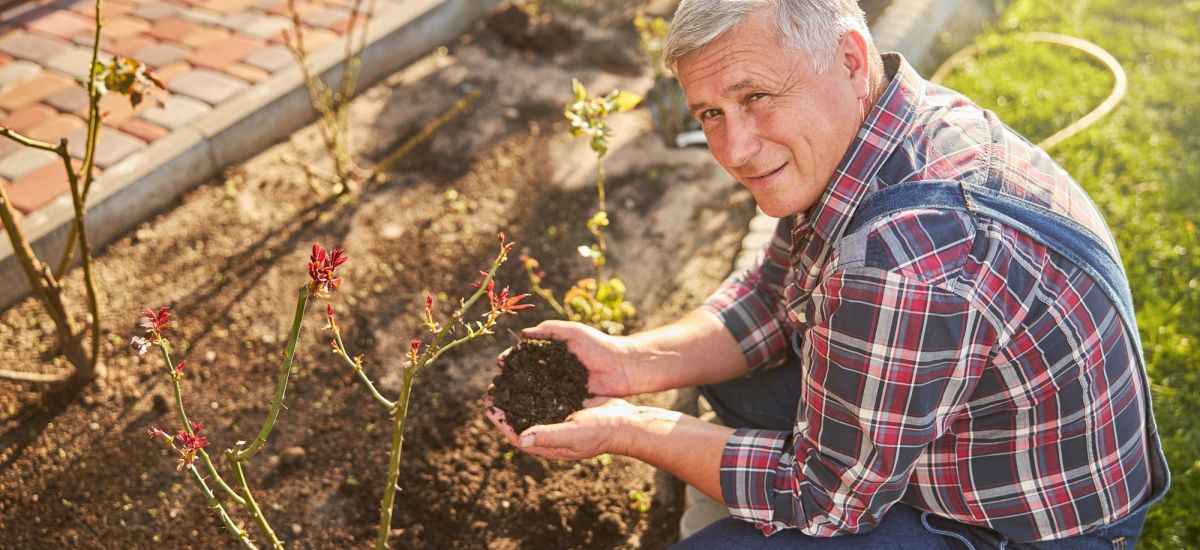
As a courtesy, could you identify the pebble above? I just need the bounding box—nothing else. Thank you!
[503,107,520,120]
[204,351,216,363]
[291,523,302,536]
[88,422,99,431]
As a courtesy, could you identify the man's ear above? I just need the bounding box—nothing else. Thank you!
[837,29,871,101]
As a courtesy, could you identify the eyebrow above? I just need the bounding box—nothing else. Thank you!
[687,79,760,113]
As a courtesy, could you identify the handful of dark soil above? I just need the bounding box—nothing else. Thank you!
[488,339,591,434]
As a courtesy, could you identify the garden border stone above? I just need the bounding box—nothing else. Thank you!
[0,0,502,311]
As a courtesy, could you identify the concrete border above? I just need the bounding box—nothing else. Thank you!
[0,0,501,311]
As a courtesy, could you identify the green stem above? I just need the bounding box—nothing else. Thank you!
[593,160,608,285]
[186,464,258,549]
[227,450,283,549]
[415,320,493,377]
[237,285,309,461]
[333,330,395,409]
[60,137,102,379]
[375,370,414,550]
[158,342,246,505]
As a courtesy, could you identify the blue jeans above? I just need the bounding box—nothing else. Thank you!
[687,357,1152,550]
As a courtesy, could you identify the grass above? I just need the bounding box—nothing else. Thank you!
[932,0,1200,547]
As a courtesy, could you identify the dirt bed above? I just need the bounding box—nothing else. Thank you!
[0,0,902,545]
[0,1,756,548]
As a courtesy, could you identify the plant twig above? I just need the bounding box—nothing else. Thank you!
[369,88,482,182]
[331,330,395,409]
[236,286,310,461]
[227,450,284,549]
[186,464,258,549]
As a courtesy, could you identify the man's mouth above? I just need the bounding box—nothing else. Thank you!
[745,163,786,183]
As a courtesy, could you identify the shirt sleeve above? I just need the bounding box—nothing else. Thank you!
[719,266,997,536]
[700,216,795,371]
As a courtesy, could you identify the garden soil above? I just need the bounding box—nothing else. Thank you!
[0,0,894,546]
[0,1,758,548]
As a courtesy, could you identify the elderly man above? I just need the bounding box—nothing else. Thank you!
[485,0,1169,547]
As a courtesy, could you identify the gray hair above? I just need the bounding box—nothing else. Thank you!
[664,0,875,75]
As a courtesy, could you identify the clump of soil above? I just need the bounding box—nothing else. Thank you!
[486,2,577,55]
[490,339,590,433]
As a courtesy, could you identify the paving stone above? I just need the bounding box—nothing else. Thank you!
[26,9,94,40]
[0,31,73,64]
[0,52,11,65]
[101,16,152,41]
[26,112,86,143]
[43,85,89,114]
[146,16,205,42]
[132,2,183,21]
[117,117,168,142]
[166,67,247,105]
[97,90,145,126]
[271,26,336,52]
[223,61,267,83]
[139,93,210,128]
[0,146,57,181]
[71,33,112,50]
[0,70,74,111]
[329,14,364,34]
[218,10,259,31]
[135,42,191,68]
[187,34,263,70]
[105,35,156,58]
[154,59,192,81]
[302,6,350,30]
[0,103,56,132]
[242,43,291,72]
[264,0,318,17]
[68,0,136,19]
[177,7,223,25]
[45,46,110,79]
[0,59,41,88]
[0,138,17,161]
[241,14,290,40]
[6,157,73,214]
[0,3,42,25]
[201,0,259,15]
[179,26,230,49]
[65,125,146,168]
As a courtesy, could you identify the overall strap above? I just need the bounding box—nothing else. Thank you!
[844,180,1170,501]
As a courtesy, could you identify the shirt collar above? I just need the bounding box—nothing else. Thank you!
[795,53,925,243]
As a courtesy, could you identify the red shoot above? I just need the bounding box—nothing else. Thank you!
[141,306,170,337]
[172,360,187,380]
[308,243,348,296]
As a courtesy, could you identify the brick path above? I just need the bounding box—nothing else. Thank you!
[0,0,390,221]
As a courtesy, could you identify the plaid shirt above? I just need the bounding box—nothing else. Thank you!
[701,54,1155,542]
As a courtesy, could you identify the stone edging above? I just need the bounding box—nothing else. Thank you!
[0,0,502,311]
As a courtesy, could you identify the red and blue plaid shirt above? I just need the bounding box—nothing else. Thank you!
[701,54,1154,542]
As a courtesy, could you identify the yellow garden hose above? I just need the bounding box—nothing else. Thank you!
[930,32,1127,151]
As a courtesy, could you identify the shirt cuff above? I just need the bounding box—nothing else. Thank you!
[719,428,793,536]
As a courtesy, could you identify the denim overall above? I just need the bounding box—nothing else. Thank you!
[841,179,1173,549]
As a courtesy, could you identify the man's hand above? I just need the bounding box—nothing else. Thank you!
[520,320,637,397]
[484,396,636,460]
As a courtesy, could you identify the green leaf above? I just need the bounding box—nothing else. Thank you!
[572,78,587,102]
[609,91,642,112]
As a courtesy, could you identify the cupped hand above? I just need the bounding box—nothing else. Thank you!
[518,320,635,397]
[484,395,636,461]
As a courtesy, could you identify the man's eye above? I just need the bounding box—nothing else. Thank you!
[699,109,721,120]
[748,92,768,102]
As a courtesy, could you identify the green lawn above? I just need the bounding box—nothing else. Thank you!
[933,0,1200,547]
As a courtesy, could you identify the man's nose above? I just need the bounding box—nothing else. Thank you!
[721,114,761,169]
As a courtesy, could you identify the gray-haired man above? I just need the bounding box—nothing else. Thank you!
[485,1,1168,547]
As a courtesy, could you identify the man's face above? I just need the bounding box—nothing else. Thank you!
[676,10,868,218]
